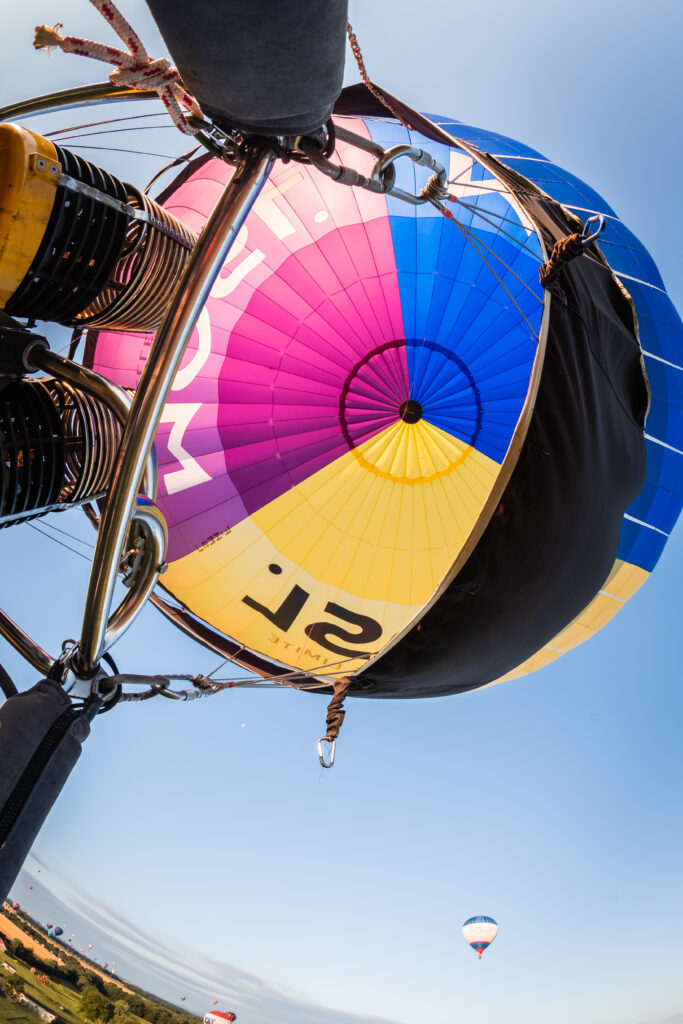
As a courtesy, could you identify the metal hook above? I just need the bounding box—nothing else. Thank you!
[582,214,606,247]
[151,680,182,700]
[371,144,448,206]
[317,737,336,768]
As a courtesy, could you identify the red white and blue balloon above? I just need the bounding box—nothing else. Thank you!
[463,915,498,958]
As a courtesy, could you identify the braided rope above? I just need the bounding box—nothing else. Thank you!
[346,22,416,131]
[34,0,204,135]
[538,232,585,286]
[323,675,352,742]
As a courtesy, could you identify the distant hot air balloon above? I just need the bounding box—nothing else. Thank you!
[180,997,186,1001]
[54,927,63,937]
[11,902,19,910]
[47,928,54,937]
[103,962,108,969]
[80,948,84,953]
[28,886,33,890]
[88,944,93,949]
[462,916,498,959]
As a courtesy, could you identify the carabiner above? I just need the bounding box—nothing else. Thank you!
[317,737,336,768]
[371,144,448,206]
[582,214,606,247]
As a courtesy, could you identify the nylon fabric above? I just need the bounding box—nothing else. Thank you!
[86,86,662,697]
[144,0,349,135]
[91,114,544,684]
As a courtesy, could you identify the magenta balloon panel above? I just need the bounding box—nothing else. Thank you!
[90,116,545,679]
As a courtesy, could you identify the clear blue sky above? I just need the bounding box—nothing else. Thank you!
[2,2,683,1023]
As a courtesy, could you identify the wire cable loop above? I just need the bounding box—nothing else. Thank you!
[298,134,447,207]
[371,144,448,206]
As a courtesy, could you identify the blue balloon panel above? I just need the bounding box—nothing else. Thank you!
[418,113,683,578]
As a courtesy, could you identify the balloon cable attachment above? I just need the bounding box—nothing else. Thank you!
[317,737,336,769]
[317,675,351,768]
[539,214,606,287]
[582,214,606,247]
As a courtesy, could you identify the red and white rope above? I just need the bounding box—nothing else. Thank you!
[34,0,205,135]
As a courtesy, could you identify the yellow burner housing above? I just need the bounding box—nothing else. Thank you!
[0,123,60,307]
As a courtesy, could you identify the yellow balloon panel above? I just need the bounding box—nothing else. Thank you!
[163,420,501,677]
[163,515,420,677]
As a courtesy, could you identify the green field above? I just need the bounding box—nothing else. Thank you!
[0,910,201,1024]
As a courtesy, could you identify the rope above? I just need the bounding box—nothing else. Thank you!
[0,662,18,699]
[322,675,352,742]
[538,232,585,287]
[34,0,205,136]
[346,23,415,131]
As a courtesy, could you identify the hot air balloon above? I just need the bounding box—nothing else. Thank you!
[11,902,19,911]
[463,915,498,959]
[0,0,680,899]
[53,927,63,937]
[82,97,676,701]
[0,83,679,766]
[88,944,93,949]
[204,1012,237,1024]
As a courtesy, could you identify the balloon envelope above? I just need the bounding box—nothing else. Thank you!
[90,104,682,695]
[463,915,498,958]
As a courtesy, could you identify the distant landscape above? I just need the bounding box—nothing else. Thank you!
[0,904,201,1024]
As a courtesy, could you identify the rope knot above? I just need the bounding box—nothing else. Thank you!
[109,55,174,89]
[34,0,204,135]
[539,232,585,286]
